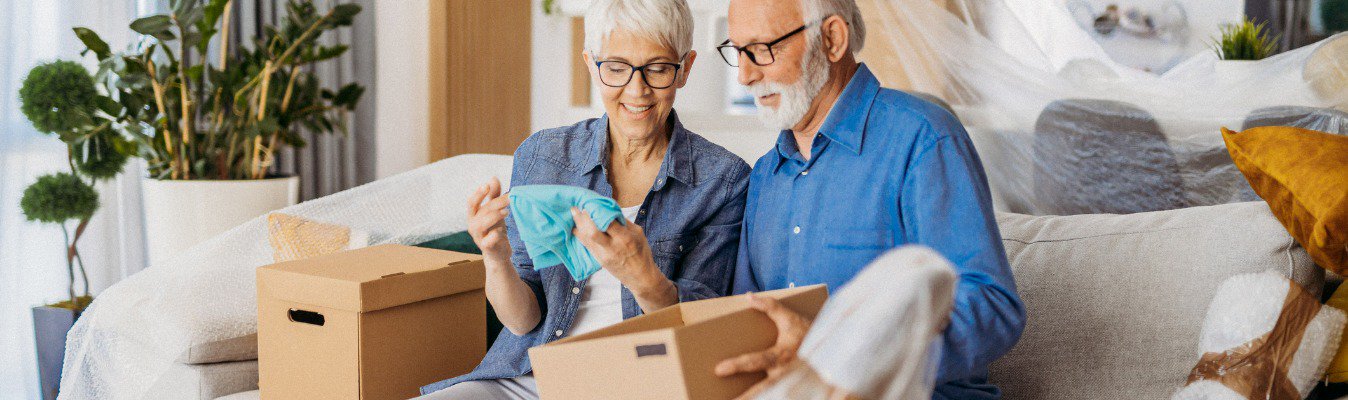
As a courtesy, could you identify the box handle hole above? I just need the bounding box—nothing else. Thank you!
[288,309,325,326]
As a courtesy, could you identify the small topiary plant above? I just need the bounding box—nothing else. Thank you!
[1214,17,1280,61]
[19,60,99,135]
[17,60,127,314]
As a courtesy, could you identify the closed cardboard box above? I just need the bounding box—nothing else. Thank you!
[257,244,487,400]
[530,285,828,400]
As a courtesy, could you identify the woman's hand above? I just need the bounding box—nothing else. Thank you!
[571,207,677,312]
[466,177,511,261]
[468,177,541,335]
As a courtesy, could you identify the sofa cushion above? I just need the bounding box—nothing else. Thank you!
[1223,126,1348,274]
[988,201,1322,400]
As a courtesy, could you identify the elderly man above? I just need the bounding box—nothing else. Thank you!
[712,0,1026,399]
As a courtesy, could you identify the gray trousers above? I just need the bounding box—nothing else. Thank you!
[412,376,539,400]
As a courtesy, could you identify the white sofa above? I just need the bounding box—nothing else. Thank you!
[57,155,1321,400]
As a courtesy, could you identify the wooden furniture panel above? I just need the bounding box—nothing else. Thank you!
[429,0,533,160]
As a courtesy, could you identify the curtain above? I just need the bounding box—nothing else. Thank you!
[231,0,378,201]
[0,2,144,398]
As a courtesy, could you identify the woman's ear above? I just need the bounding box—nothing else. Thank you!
[677,50,698,88]
[821,15,850,62]
[583,51,600,83]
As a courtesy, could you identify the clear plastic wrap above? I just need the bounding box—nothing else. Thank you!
[859,0,1348,215]
[1173,271,1345,400]
[57,155,514,400]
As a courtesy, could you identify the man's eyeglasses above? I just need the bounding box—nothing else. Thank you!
[717,19,822,67]
[592,58,684,89]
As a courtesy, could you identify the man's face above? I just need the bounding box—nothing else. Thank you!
[727,0,830,130]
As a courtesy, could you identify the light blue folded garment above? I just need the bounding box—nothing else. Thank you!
[508,185,626,281]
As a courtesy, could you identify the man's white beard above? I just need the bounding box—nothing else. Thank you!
[749,37,831,131]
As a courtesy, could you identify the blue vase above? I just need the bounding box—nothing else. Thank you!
[32,306,75,400]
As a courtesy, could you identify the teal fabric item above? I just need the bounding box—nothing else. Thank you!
[507,185,625,281]
[414,231,483,255]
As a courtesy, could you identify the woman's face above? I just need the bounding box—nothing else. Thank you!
[586,30,697,141]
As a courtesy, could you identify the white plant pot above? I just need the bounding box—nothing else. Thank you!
[141,176,299,266]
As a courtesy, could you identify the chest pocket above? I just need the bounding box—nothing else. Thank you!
[649,234,694,274]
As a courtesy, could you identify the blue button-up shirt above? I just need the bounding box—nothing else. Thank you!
[732,64,1026,400]
[422,112,751,395]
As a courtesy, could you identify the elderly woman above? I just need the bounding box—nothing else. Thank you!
[415,0,749,398]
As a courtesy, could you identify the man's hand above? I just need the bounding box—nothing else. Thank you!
[715,294,813,378]
[571,207,676,311]
[466,177,511,262]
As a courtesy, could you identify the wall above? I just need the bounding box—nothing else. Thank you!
[373,0,430,179]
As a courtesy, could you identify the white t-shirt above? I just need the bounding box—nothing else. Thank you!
[567,204,642,337]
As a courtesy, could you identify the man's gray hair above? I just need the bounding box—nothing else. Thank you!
[584,0,694,58]
[801,0,866,56]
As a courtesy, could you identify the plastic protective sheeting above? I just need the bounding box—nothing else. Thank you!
[859,0,1348,215]
[56,155,514,400]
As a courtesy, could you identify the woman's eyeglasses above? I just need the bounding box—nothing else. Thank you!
[593,59,684,89]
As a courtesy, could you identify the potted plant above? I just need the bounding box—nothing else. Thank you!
[17,60,124,400]
[73,0,364,265]
[1212,16,1279,83]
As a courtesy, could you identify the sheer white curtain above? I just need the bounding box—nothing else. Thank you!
[0,1,148,399]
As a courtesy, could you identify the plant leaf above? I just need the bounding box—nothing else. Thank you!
[73,27,112,60]
[130,15,173,38]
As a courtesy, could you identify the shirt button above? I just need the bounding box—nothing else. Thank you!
[793,226,801,234]
[801,170,809,176]
[789,282,796,288]
[657,179,664,185]
[572,287,581,295]
[639,209,646,215]
[555,329,564,337]
[678,245,683,251]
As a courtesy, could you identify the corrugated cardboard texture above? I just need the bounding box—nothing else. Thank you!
[257,245,487,400]
[530,285,828,400]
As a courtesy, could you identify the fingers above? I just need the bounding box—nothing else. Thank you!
[467,184,489,216]
[750,295,811,345]
[487,176,502,199]
[714,350,777,377]
[570,207,611,247]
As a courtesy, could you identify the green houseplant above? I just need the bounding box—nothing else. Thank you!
[17,60,123,400]
[1214,17,1280,60]
[71,0,365,264]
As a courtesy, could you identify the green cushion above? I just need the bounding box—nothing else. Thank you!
[414,230,482,255]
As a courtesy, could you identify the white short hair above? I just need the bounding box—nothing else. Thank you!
[801,0,866,56]
[584,0,694,58]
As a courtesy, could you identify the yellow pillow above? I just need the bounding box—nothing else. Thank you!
[1223,126,1348,274]
[266,213,369,262]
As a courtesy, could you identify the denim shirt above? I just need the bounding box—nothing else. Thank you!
[422,112,750,395]
[732,64,1026,400]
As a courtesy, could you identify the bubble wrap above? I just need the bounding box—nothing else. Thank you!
[753,245,956,400]
[1172,271,1346,400]
[860,0,1348,215]
[57,154,514,400]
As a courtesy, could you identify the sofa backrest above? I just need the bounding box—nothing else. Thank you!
[988,201,1322,400]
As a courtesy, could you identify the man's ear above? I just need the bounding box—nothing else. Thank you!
[820,15,850,62]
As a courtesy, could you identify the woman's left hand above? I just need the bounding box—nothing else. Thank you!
[571,207,677,310]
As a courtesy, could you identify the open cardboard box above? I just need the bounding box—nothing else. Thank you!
[530,284,828,400]
[257,244,487,400]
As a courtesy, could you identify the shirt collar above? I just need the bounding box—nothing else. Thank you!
[772,63,881,168]
[583,110,694,190]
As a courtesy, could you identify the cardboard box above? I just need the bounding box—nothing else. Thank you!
[530,285,829,400]
[257,244,487,400]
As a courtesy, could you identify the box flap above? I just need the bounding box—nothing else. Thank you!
[257,244,485,312]
[679,284,827,324]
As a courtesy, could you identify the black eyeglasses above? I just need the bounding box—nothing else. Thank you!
[592,58,684,89]
[717,19,822,67]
